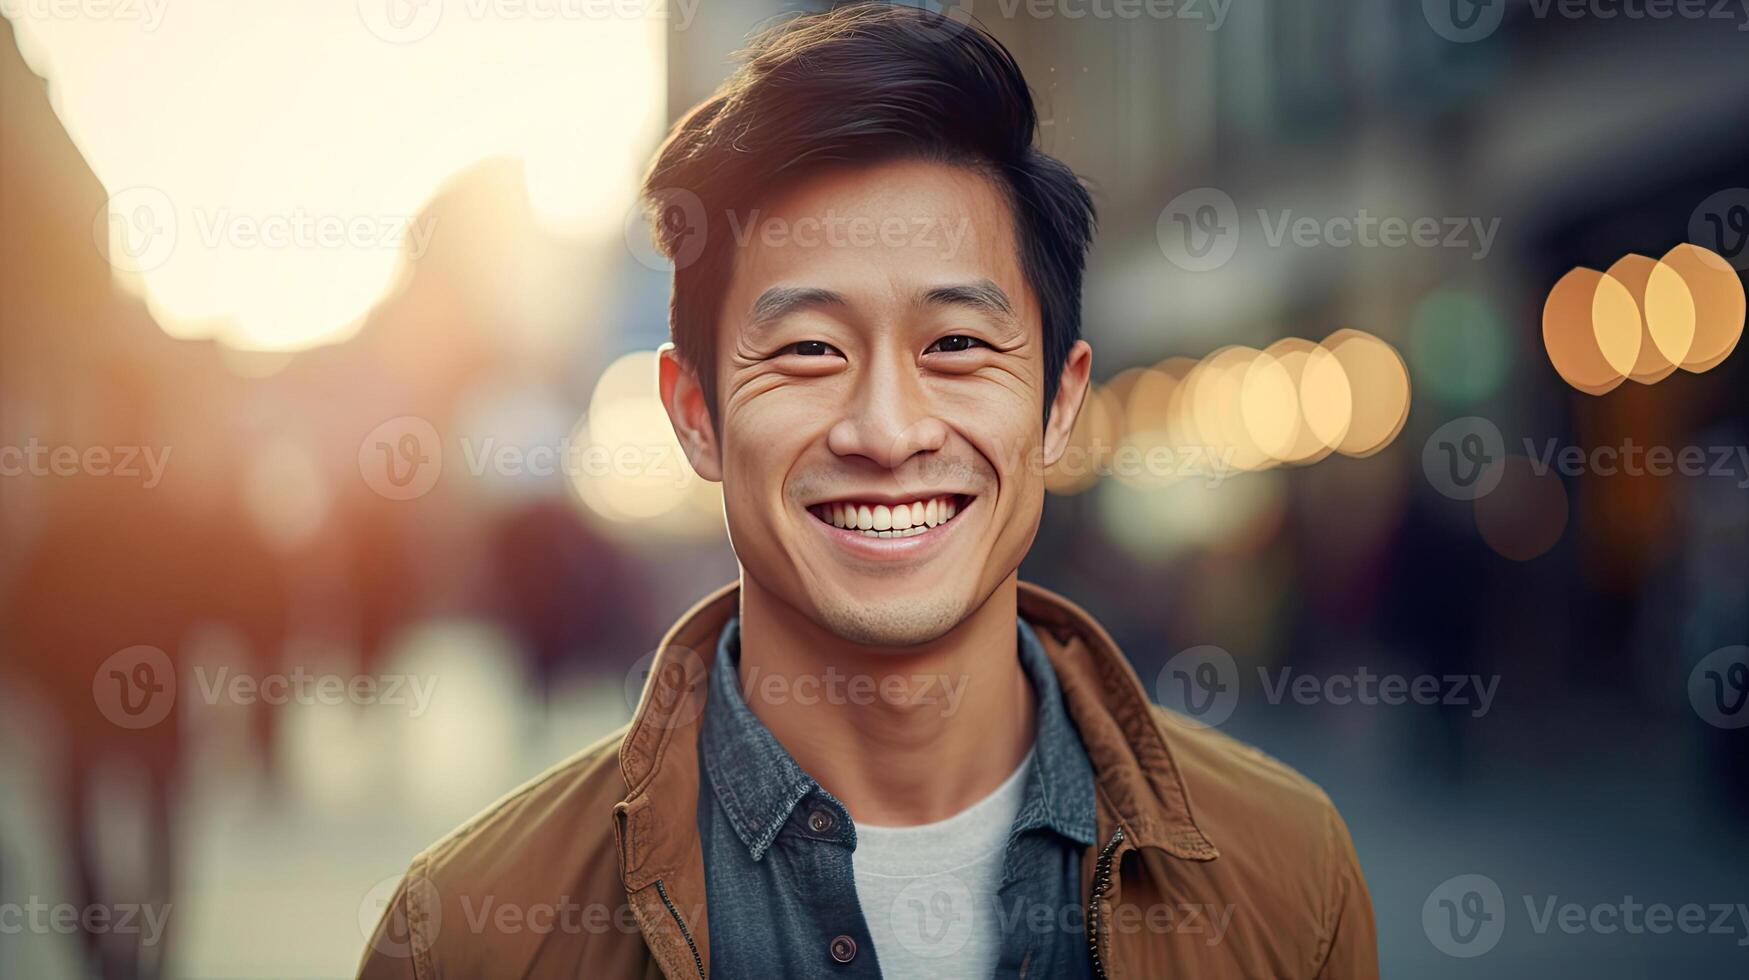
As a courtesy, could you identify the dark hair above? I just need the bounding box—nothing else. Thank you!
[640,3,1095,422]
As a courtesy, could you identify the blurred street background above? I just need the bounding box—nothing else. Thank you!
[2,1,1746,977]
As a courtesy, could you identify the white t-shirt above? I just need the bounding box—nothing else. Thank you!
[851,749,1034,979]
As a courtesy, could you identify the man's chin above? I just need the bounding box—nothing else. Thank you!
[805,588,973,649]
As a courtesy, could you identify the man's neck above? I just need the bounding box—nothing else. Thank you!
[736,574,1036,827]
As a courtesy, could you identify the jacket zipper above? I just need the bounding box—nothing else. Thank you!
[654,879,706,980]
[1087,825,1125,980]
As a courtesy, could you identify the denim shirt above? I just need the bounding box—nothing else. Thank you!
[697,616,1098,979]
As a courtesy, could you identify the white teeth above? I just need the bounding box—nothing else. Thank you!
[816,496,965,537]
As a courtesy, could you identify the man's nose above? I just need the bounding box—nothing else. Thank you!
[824,358,948,469]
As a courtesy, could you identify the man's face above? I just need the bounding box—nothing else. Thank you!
[665,158,1089,647]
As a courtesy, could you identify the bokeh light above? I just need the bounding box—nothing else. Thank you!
[1297,339,1356,454]
[1543,247,1744,392]
[1474,455,1570,561]
[1193,346,1275,473]
[1114,357,1193,489]
[1542,267,1642,395]
[1321,329,1411,458]
[1094,468,1287,564]
[1408,289,1510,405]
[1095,330,1411,496]
[567,350,720,537]
[1606,254,1696,385]
[1662,243,1745,373]
[1238,348,1301,461]
[241,437,329,550]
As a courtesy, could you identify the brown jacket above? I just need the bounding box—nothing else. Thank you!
[359,582,1378,979]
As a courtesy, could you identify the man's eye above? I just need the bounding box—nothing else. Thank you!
[927,335,989,353]
[783,340,842,357]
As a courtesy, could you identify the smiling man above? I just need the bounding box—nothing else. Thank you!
[359,6,1376,979]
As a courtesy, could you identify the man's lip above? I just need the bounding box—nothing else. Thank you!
[801,490,979,508]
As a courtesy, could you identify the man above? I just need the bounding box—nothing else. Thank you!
[360,5,1377,978]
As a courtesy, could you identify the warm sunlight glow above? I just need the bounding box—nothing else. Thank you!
[8,3,665,352]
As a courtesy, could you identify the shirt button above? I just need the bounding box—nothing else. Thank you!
[807,809,837,834]
[829,934,857,963]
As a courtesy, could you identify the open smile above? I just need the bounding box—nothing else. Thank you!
[806,493,975,539]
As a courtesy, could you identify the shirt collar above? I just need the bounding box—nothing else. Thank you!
[699,617,821,861]
[1012,616,1099,848]
[699,615,1098,860]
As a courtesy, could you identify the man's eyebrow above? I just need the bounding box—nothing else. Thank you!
[918,280,1014,319]
[748,286,848,330]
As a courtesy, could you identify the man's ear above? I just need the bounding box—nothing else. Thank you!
[658,344,723,482]
[1042,340,1093,468]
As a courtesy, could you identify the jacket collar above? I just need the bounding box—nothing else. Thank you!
[1013,581,1219,862]
[613,581,1219,923]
